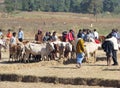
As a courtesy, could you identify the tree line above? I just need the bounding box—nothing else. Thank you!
[4,0,120,14]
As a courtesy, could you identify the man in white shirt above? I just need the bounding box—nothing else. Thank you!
[93,29,99,39]
[106,33,119,66]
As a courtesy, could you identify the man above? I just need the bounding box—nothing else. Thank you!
[103,33,119,66]
[35,29,43,43]
[6,29,12,39]
[0,29,3,37]
[102,40,113,66]
[18,28,24,42]
[76,38,85,68]
[93,29,99,39]
[10,32,19,58]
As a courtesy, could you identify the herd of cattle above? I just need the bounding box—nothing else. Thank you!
[0,38,101,63]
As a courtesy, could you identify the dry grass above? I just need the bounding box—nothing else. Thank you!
[0,11,120,39]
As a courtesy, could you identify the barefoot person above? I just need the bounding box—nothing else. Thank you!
[76,38,85,68]
[102,33,119,66]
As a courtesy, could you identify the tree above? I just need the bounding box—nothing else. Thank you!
[70,0,81,12]
[57,0,65,12]
[80,0,103,14]
[4,0,15,13]
[80,0,91,13]
[3,0,120,14]
[103,0,114,12]
[64,0,71,12]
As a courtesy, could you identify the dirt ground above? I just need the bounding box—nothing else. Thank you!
[0,82,113,88]
[0,49,120,87]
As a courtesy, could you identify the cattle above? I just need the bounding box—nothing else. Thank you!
[23,42,54,62]
[84,42,101,63]
[49,43,59,60]
[9,43,24,62]
[0,38,8,51]
[72,38,101,63]
[51,40,73,59]
[99,36,105,42]
[0,39,8,59]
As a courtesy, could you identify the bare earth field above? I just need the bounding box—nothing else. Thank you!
[0,82,112,88]
[0,49,120,87]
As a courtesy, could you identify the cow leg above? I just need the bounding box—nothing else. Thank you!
[23,52,30,63]
[93,51,96,63]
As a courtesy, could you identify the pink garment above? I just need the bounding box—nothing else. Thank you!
[67,32,74,41]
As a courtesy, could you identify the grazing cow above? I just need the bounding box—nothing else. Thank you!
[23,42,54,62]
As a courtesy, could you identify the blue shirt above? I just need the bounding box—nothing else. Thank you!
[18,31,24,39]
[0,32,3,36]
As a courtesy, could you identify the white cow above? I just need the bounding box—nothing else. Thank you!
[74,38,101,63]
[23,42,54,62]
[84,42,101,63]
[0,39,8,59]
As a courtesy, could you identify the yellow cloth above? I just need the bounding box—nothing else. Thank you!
[76,38,85,53]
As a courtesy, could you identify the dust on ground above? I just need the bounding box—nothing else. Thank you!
[0,82,113,88]
[0,49,120,80]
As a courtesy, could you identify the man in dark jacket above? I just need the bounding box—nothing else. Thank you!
[102,40,113,66]
[102,33,119,66]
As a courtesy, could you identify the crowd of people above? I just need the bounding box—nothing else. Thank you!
[0,27,119,68]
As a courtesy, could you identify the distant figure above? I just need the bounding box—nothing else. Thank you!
[93,29,99,39]
[35,29,43,43]
[10,32,20,46]
[9,32,21,58]
[43,32,51,42]
[51,31,58,41]
[18,28,24,42]
[0,29,3,37]
[6,29,12,39]
[67,29,75,43]
[62,31,68,42]
[77,29,83,38]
